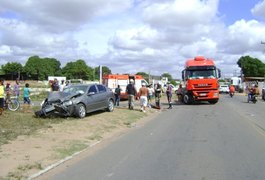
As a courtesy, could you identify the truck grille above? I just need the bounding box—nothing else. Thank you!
[193,83,213,89]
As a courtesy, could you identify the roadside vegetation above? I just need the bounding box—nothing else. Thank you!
[0,105,151,146]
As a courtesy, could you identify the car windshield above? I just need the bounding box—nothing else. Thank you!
[63,85,88,94]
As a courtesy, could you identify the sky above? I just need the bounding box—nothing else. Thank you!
[0,0,265,79]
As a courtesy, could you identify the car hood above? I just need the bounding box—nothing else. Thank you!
[47,91,81,103]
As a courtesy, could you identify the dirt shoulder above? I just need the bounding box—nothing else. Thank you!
[0,101,166,180]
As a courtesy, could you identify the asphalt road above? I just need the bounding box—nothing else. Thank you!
[37,94,265,180]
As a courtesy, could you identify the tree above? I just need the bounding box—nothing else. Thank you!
[161,72,176,85]
[62,60,93,80]
[24,56,62,80]
[1,62,23,79]
[136,72,149,81]
[94,66,112,80]
[237,56,265,77]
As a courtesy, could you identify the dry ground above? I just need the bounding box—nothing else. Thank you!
[0,101,166,180]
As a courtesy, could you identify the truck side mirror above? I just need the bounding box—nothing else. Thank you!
[218,69,221,78]
[182,70,185,80]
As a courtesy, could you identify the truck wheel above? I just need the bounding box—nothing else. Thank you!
[208,100,218,104]
[75,103,86,118]
[183,94,192,104]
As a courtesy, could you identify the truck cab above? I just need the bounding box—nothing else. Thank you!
[181,56,221,104]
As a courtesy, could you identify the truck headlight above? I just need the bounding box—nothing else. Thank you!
[214,92,219,97]
[63,100,73,106]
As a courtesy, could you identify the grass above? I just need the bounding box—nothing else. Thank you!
[0,105,158,179]
[6,162,43,180]
[0,104,152,147]
[53,140,88,159]
[0,108,74,146]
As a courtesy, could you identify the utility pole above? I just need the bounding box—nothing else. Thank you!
[262,41,265,83]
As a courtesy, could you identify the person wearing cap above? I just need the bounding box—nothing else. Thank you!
[139,83,148,112]
[126,79,137,110]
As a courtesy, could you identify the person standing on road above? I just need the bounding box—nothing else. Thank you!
[139,83,148,112]
[0,78,4,115]
[147,84,154,108]
[166,83,173,109]
[126,79,137,110]
[114,85,122,106]
[154,82,162,109]
[176,84,183,102]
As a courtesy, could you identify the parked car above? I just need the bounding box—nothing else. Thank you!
[35,84,115,118]
[219,85,229,94]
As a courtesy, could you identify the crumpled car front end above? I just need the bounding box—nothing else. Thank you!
[35,91,82,118]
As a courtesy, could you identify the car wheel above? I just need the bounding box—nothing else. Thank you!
[75,103,86,118]
[107,99,114,112]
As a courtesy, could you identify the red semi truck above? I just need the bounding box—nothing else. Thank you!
[181,56,221,104]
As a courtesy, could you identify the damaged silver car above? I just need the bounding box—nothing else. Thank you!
[35,84,115,118]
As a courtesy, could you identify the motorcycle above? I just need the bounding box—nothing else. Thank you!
[248,94,257,104]
[229,91,234,97]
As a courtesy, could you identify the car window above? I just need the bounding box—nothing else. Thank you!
[63,85,88,94]
[88,85,98,94]
[97,85,106,93]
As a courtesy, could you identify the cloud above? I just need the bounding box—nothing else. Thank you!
[251,0,265,20]
[0,0,132,33]
[1,0,265,79]
[142,0,219,28]
[219,20,265,54]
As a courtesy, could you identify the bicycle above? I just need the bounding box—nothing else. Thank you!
[4,96,20,111]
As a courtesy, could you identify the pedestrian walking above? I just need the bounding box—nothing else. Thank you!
[114,85,122,106]
[139,83,148,112]
[23,83,31,112]
[126,79,137,110]
[147,84,154,107]
[154,82,162,109]
[166,83,173,109]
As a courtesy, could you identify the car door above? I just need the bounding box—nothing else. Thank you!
[86,85,100,112]
[96,84,108,108]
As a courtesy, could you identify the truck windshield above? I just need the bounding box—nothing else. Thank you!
[186,69,216,79]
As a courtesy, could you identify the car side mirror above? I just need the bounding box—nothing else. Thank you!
[88,92,95,96]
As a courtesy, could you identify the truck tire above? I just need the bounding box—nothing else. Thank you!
[183,94,193,104]
[208,100,218,104]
